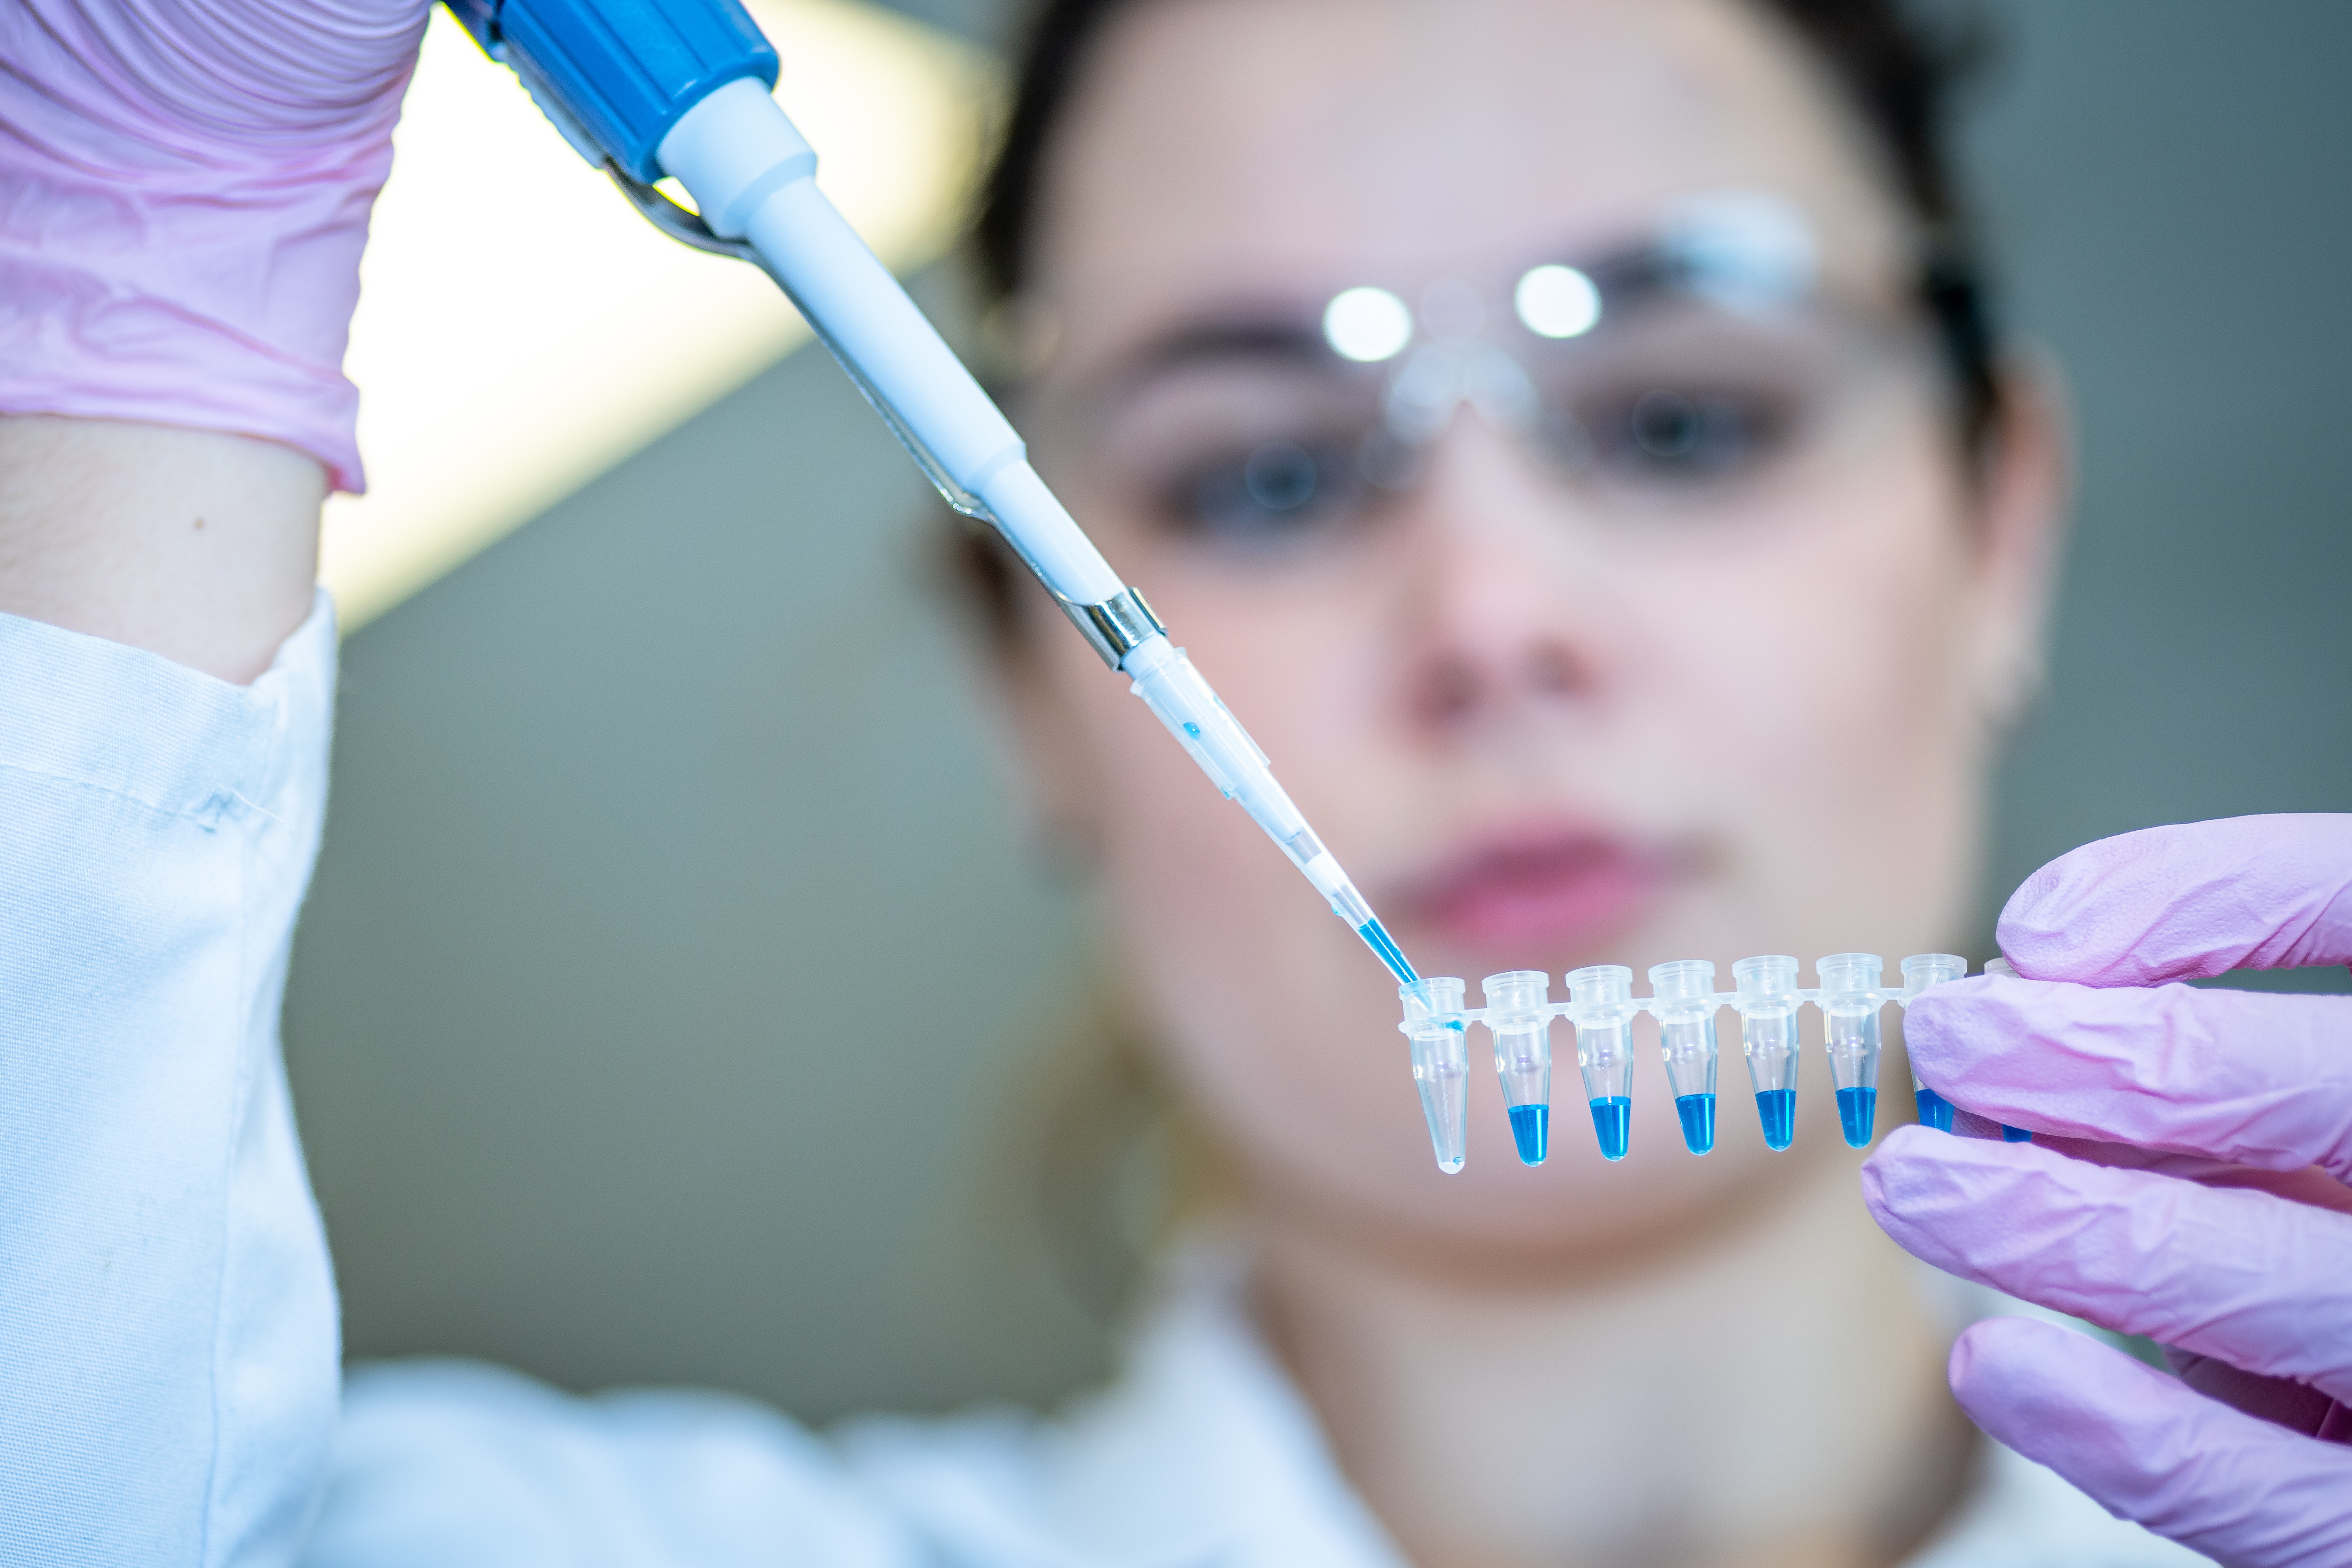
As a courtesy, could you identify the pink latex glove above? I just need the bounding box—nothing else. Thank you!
[1863,814,2352,1565]
[0,0,431,491]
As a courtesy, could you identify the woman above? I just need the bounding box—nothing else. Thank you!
[926,0,2083,1561]
[2,0,2344,1562]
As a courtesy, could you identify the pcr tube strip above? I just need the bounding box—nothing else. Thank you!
[1395,953,1996,1173]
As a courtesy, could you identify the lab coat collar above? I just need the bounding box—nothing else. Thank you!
[835,1244,2202,1568]
[836,1240,1410,1568]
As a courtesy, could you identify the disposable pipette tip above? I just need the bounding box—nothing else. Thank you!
[1356,917,1418,985]
[1836,1086,1878,1149]
[1589,1096,1631,1161]
[1915,1087,1955,1134]
[1507,1102,1550,1166]
[1674,1093,1716,1155]
[2001,1124,2034,1143]
[1754,1089,1796,1150]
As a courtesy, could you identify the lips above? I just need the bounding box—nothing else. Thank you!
[1404,830,1669,964]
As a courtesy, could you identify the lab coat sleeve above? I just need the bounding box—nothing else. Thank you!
[305,1361,923,1568]
[0,595,341,1566]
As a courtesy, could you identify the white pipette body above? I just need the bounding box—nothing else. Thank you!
[660,80,1120,603]
[656,81,1415,984]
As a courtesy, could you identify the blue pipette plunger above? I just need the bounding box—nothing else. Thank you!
[444,0,1414,987]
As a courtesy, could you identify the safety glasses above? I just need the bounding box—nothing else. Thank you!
[1026,193,1961,559]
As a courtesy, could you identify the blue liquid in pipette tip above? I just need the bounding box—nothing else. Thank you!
[1915,1087,1955,1133]
[2001,1123,2034,1143]
[1356,918,1418,985]
[1675,1093,1716,1155]
[1589,1097,1631,1161]
[1836,1086,1878,1148]
[1507,1102,1550,1166]
[1754,1088,1796,1150]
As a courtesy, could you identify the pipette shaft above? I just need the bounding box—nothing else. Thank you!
[451,6,1415,984]
[653,85,1412,982]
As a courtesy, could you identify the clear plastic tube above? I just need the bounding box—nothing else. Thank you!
[1816,952,1885,1148]
[1733,955,1802,1150]
[1568,965,1638,1160]
[1649,960,1719,1155]
[1401,978,1470,1173]
[1481,971,1555,1165]
[1898,953,1966,1132]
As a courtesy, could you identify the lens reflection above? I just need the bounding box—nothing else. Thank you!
[1514,264,1601,339]
[1324,287,1414,363]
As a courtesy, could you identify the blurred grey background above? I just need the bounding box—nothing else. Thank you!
[282,0,2352,1427]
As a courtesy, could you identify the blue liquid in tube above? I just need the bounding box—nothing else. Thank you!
[1836,1085,1878,1148]
[1674,1092,1716,1155]
[2001,1124,2034,1143]
[1915,1087,1955,1133]
[1589,1096,1631,1161]
[1754,1089,1796,1150]
[1507,1102,1550,1166]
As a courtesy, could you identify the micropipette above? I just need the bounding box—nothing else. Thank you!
[445,0,1415,986]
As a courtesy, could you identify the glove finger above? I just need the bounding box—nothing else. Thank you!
[1996,815,2352,985]
[1862,1130,2352,1403]
[2030,1135,2352,1218]
[1951,1317,2352,1567]
[1904,974,2352,1181]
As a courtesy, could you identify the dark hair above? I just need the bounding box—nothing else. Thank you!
[952,0,2002,653]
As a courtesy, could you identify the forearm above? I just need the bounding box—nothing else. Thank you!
[0,417,323,685]
[0,0,424,683]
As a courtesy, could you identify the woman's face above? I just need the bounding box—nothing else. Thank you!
[1000,0,2061,1260]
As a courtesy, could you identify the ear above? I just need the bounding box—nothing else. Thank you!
[1964,347,2073,730]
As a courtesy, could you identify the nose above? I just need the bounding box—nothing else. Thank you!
[1392,412,1615,735]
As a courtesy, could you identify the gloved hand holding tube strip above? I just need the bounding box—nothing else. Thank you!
[1862,814,2352,1566]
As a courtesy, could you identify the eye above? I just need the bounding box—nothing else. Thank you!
[1162,437,1370,546]
[1583,383,1797,483]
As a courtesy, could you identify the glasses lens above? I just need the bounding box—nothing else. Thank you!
[1062,357,1392,553]
[1523,302,1912,504]
[1039,295,1934,562]
[1183,435,1369,543]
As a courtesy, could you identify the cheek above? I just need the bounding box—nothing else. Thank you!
[1640,430,1989,939]
[1050,632,1415,1198]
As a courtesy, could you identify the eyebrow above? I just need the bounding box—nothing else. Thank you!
[1096,314,1334,397]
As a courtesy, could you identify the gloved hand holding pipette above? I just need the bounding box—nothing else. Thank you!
[1862,814,2352,1565]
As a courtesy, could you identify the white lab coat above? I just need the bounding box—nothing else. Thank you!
[0,602,2209,1566]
